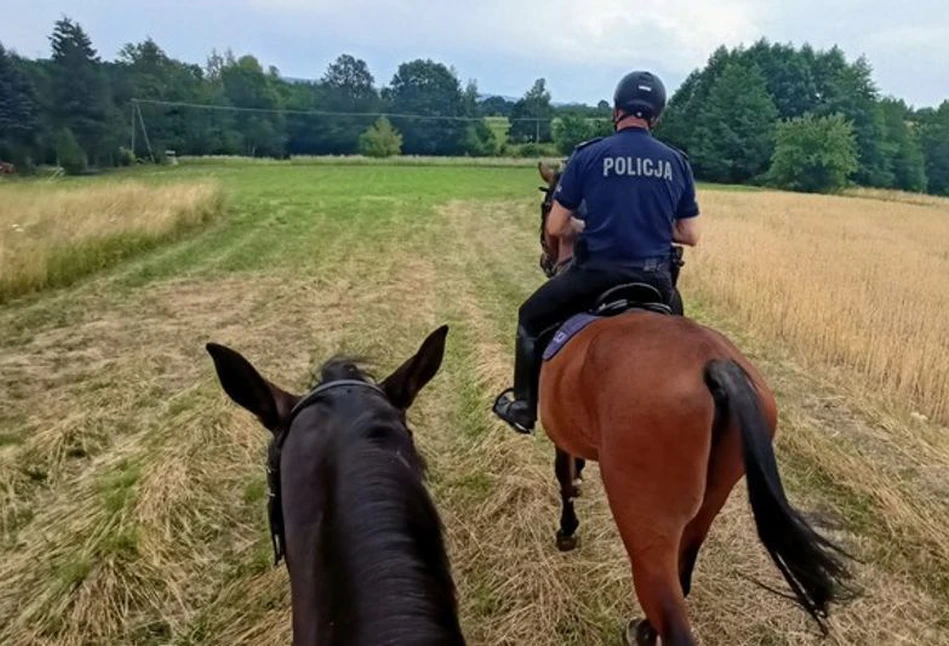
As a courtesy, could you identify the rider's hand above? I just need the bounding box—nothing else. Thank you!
[569,217,585,234]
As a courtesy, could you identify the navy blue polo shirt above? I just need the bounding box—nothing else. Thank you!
[555,127,699,265]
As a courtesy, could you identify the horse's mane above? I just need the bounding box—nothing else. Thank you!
[312,355,376,388]
[317,399,463,644]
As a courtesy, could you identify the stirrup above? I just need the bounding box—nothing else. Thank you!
[492,389,534,435]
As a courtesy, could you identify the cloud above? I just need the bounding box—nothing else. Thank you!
[2,0,947,106]
[866,25,949,52]
[241,0,764,74]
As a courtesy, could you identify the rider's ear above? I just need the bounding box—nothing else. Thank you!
[381,326,449,410]
[206,343,298,433]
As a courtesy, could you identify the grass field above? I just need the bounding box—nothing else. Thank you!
[0,180,224,303]
[1,161,947,645]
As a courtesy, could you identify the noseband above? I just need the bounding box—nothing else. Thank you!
[267,379,386,565]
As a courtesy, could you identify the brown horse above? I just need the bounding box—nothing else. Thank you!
[207,326,465,646]
[533,164,853,645]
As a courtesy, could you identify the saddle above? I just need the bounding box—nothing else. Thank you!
[541,282,671,361]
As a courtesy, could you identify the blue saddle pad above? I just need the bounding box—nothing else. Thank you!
[542,313,601,361]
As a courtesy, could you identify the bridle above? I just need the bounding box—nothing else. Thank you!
[266,379,386,565]
[538,179,560,278]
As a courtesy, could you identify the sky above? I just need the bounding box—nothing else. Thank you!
[2,0,947,108]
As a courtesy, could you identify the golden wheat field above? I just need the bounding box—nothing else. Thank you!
[0,162,947,645]
[688,189,949,424]
[0,180,225,303]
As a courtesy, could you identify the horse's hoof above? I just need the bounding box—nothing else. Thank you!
[556,530,579,552]
[624,618,657,646]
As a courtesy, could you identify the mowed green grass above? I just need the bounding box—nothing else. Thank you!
[1,162,946,645]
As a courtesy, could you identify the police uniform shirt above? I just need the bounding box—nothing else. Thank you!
[555,127,699,265]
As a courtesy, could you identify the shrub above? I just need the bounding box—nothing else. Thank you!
[553,114,604,155]
[54,128,87,175]
[358,117,402,158]
[769,113,858,193]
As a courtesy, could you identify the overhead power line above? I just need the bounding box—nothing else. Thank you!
[131,98,611,123]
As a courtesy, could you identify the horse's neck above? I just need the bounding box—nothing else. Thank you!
[319,435,462,644]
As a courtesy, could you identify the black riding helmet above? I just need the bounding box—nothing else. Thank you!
[613,71,667,122]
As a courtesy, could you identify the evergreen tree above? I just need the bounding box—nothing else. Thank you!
[810,51,892,186]
[918,102,949,195]
[0,43,38,168]
[690,62,778,183]
[880,98,927,192]
[740,40,818,119]
[656,46,736,155]
[115,38,207,155]
[49,18,115,165]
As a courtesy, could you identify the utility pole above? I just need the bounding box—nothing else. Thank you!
[135,102,155,162]
[130,101,136,156]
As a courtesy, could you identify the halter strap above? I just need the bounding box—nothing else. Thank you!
[288,379,385,421]
[267,379,386,565]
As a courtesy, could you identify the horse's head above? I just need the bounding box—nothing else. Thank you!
[207,326,455,642]
[205,325,449,558]
[207,324,447,432]
[537,161,563,278]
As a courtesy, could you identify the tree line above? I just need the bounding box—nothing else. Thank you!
[1,18,947,194]
[657,40,949,194]
[0,17,609,173]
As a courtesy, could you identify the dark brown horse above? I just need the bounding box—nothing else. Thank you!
[533,164,853,645]
[207,326,465,646]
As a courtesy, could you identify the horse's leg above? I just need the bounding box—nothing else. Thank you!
[600,466,699,646]
[599,409,712,646]
[554,447,580,551]
[678,421,745,596]
[622,537,695,646]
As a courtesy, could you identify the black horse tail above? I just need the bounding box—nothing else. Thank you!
[705,359,854,634]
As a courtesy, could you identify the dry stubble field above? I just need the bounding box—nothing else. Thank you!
[0,162,947,645]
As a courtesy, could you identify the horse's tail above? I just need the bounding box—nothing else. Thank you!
[704,359,853,634]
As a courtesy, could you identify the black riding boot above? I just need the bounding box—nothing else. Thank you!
[492,325,539,434]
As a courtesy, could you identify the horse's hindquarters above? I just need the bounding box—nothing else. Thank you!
[539,353,600,461]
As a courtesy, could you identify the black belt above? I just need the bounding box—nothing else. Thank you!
[578,257,670,272]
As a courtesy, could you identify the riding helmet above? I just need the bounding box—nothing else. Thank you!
[613,71,667,121]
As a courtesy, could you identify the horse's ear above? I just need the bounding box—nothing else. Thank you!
[538,161,558,186]
[381,325,449,410]
[206,343,298,433]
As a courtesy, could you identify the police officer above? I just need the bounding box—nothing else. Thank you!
[492,70,701,434]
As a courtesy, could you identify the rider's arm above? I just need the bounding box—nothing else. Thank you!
[546,201,584,239]
[673,217,700,246]
[548,150,586,240]
[673,157,701,246]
